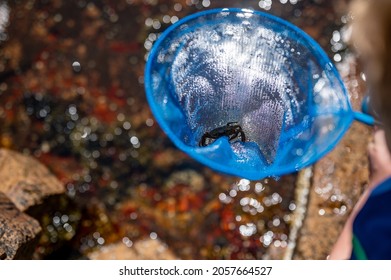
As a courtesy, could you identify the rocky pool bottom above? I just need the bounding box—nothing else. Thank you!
[0,0,371,259]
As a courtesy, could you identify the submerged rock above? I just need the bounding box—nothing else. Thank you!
[0,192,41,260]
[88,238,178,260]
[0,148,65,211]
[0,148,67,259]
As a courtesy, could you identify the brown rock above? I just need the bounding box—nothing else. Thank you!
[0,192,41,260]
[88,239,179,260]
[0,149,65,212]
[292,57,371,259]
[294,123,370,259]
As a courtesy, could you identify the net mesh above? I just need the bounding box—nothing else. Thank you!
[147,9,352,179]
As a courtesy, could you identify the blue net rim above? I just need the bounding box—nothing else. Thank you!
[144,8,353,180]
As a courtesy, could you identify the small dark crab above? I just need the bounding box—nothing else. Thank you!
[199,122,246,147]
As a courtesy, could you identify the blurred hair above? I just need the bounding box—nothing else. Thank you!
[351,0,391,148]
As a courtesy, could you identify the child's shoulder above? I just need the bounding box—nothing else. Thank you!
[371,177,391,197]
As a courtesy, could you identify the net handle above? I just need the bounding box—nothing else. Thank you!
[353,111,376,126]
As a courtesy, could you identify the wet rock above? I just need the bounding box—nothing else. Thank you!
[293,122,370,259]
[0,149,65,211]
[0,192,41,260]
[88,238,178,260]
[293,58,371,259]
[165,170,205,192]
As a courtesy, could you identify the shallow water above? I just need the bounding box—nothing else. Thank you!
[0,0,350,259]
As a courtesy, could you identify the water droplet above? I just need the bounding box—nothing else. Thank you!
[61,215,69,223]
[150,232,158,240]
[130,136,139,145]
[130,212,137,220]
[92,150,100,158]
[202,0,210,7]
[64,223,73,233]
[144,40,153,50]
[53,216,60,225]
[68,105,77,115]
[145,18,153,27]
[97,237,105,245]
[0,3,9,39]
[238,179,250,191]
[229,189,237,197]
[117,113,125,122]
[255,182,265,193]
[53,13,62,22]
[295,148,304,156]
[332,31,341,42]
[39,109,48,118]
[289,202,296,211]
[272,218,281,227]
[152,20,161,29]
[146,118,154,127]
[72,61,81,72]
[259,0,272,10]
[261,231,273,246]
[174,3,182,11]
[122,237,133,247]
[123,121,131,130]
[162,15,171,24]
[114,127,122,135]
[219,193,227,201]
[239,223,257,237]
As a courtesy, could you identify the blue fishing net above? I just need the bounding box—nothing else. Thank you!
[145,8,355,180]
